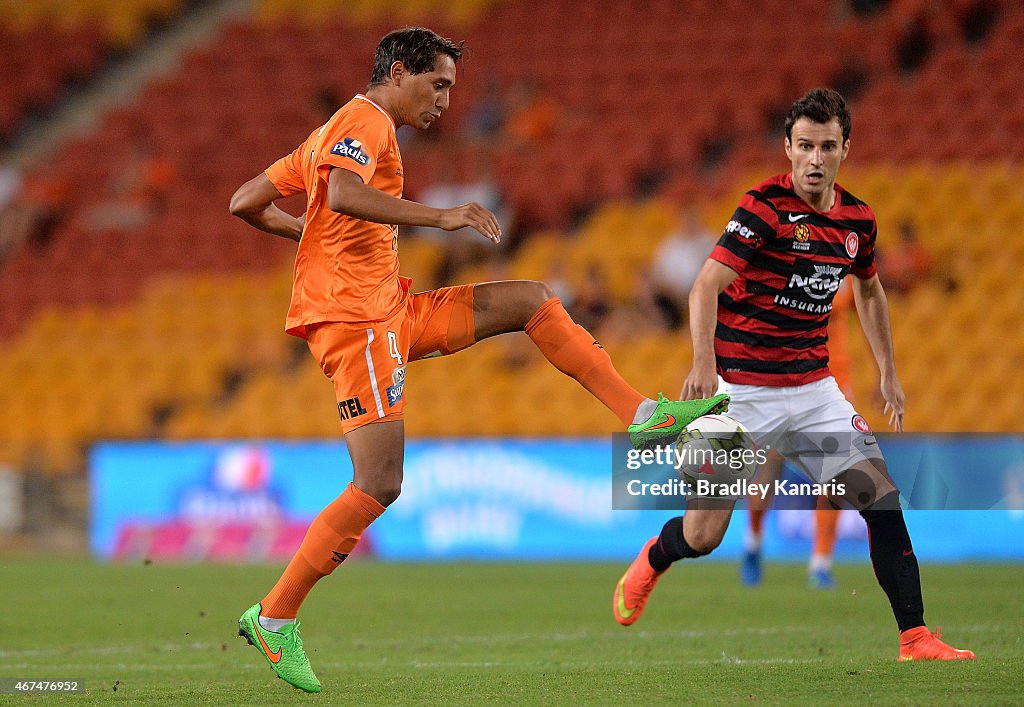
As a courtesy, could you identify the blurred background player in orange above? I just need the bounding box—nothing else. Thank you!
[741,277,855,589]
[228,26,726,693]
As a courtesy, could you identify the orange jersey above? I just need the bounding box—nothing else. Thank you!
[266,95,406,337]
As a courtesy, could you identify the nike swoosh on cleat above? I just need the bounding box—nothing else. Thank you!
[646,414,677,431]
[252,618,282,663]
[616,576,637,619]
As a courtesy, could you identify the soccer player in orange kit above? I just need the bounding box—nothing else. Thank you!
[228,27,727,692]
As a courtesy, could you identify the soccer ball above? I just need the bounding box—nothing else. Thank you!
[675,414,759,494]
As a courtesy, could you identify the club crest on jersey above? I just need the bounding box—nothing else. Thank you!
[852,414,872,434]
[845,231,859,258]
[331,137,371,166]
[792,223,811,251]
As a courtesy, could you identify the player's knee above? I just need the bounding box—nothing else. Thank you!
[353,460,404,507]
[518,280,556,312]
[685,526,725,555]
[362,481,402,507]
[837,460,897,511]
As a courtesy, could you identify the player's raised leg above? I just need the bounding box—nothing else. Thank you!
[833,459,975,661]
[614,500,734,626]
[470,280,729,444]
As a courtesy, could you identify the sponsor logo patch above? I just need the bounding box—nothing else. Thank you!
[788,264,843,301]
[793,223,811,251]
[726,219,760,241]
[386,366,405,407]
[331,137,371,166]
[338,396,368,421]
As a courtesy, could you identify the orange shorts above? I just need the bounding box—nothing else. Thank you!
[305,283,476,433]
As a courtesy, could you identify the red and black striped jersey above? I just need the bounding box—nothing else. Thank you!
[709,172,877,387]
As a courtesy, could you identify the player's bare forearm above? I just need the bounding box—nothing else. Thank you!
[689,260,739,365]
[328,168,501,242]
[688,278,719,367]
[229,174,303,242]
[682,260,738,399]
[235,204,303,241]
[328,168,442,228]
[853,273,905,430]
[852,274,897,378]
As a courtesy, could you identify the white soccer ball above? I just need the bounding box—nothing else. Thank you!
[675,414,759,493]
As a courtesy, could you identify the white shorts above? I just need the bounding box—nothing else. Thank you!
[717,376,883,484]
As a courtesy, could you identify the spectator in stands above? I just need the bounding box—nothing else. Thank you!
[649,206,717,327]
[570,263,613,334]
[467,79,506,139]
[85,138,175,232]
[413,154,512,284]
[0,168,67,258]
[504,79,558,144]
[877,220,933,294]
[600,266,675,342]
[0,165,23,259]
[544,259,574,308]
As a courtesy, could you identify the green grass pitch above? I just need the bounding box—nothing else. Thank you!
[1,558,1021,704]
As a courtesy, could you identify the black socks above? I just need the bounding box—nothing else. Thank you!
[860,491,925,632]
[647,516,708,572]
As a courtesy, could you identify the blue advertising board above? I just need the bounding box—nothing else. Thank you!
[90,437,1024,562]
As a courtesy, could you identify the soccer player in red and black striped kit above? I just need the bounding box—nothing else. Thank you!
[613,88,974,661]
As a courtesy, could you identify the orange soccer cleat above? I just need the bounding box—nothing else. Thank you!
[898,626,976,661]
[613,537,666,626]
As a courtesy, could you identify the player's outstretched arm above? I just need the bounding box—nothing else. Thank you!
[328,168,501,243]
[681,259,738,400]
[852,273,905,431]
[229,173,304,242]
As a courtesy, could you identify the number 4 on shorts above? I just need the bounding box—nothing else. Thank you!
[388,331,403,365]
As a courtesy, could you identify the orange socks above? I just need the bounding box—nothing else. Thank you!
[749,507,766,537]
[525,297,645,426]
[261,482,385,619]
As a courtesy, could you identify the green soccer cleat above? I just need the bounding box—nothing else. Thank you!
[627,393,731,449]
[237,603,321,693]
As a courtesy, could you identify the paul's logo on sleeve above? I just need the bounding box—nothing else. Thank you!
[331,137,371,166]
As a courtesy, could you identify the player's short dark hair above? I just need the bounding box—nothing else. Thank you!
[368,27,464,87]
[785,88,852,142]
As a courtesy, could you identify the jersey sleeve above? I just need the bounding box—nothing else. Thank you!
[265,142,306,197]
[851,213,878,279]
[315,110,391,185]
[709,189,778,274]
